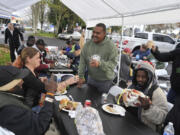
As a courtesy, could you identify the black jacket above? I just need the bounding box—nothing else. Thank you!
[165,97,180,135]
[151,48,180,95]
[5,28,24,47]
[0,92,53,135]
[23,67,46,107]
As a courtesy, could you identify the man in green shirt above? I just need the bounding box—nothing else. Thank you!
[78,23,118,93]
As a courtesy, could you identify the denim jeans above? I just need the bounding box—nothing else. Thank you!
[32,105,42,113]
[167,88,176,104]
[87,77,112,93]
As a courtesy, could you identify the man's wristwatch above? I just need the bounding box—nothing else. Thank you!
[45,97,54,103]
[45,92,55,103]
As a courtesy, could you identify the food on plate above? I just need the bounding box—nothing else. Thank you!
[122,89,149,107]
[105,105,117,113]
[59,99,78,110]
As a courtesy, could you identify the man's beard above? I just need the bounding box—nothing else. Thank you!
[136,82,147,92]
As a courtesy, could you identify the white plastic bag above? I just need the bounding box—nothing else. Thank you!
[75,104,105,135]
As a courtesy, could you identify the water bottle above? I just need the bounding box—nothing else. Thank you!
[163,122,174,135]
[136,54,140,61]
[101,93,107,104]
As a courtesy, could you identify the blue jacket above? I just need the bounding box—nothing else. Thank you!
[133,49,150,60]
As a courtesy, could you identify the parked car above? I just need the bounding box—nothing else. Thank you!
[58,31,81,40]
[123,32,177,52]
[44,27,54,33]
[0,24,7,34]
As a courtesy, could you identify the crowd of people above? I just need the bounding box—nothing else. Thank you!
[0,22,180,135]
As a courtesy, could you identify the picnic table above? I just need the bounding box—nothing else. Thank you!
[54,85,159,135]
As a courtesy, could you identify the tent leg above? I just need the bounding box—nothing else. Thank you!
[116,16,124,86]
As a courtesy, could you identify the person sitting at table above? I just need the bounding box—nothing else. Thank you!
[17,35,36,55]
[61,40,81,73]
[133,44,150,61]
[128,61,168,131]
[0,65,58,135]
[16,47,79,109]
[33,39,55,74]
[13,36,36,69]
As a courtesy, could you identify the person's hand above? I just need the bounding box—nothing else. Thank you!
[6,62,12,66]
[77,78,85,88]
[70,59,73,63]
[90,59,99,67]
[138,96,152,110]
[57,82,67,92]
[39,77,47,83]
[151,45,156,52]
[129,53,133,57]
[62,50,67,54]
[21,41,25,45]
[143,56,147,60]
[60,50,63,55]
[44,77,57,94]
[50,63,55,68]
[66,75,79,85]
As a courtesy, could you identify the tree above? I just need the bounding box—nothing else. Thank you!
[47,0,69,34]
[111,26,122,34]
[31,3,40,33]
[65,10,86,32]
[47,0,85,34]
[39,0,46,31]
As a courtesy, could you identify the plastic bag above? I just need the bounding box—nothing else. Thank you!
[75,104,105,135]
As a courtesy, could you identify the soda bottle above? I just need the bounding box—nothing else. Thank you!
[84,100,91,107]
[163,122,174,135]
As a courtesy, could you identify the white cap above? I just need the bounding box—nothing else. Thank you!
[169,122,173,125]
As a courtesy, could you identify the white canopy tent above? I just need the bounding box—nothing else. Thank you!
[61,0,180,27]
[61,0,180,84]
[0,0,40,16]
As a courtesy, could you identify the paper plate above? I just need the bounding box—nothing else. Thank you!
[102,103,126,116]
[60,101,80,112]
[55,95,69,101]
[55,90,67,95]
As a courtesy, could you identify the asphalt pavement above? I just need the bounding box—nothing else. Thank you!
[0,31,66,49]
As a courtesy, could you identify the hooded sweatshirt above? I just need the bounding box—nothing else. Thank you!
[129,61,168,131]
[78,37,118,81]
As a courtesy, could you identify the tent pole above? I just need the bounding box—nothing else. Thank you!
[84,27,88,43]
[116,16,124,86]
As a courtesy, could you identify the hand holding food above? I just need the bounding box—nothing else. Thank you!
[90,59,99,67]
[121,89,149,107]
[66,75,79,85]
[138,96,152,110]
[77,78,85,88]
[57,82,67,94]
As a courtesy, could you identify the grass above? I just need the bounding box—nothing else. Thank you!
[33,31,57,38]
[0,45,11,65]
